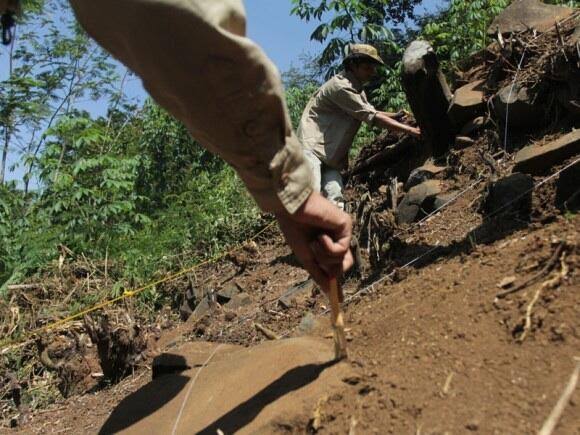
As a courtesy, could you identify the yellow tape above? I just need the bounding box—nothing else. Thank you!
[0,220,276,352]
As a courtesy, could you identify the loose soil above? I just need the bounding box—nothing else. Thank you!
[4,212,578,434]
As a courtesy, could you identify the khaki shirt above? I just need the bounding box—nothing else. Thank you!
[69,0,312,214]
[297,71,377,169]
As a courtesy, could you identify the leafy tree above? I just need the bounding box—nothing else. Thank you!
[0,0,118,189]
[134,101,224,210]
[291,0,421,75]
[37,115,149,252]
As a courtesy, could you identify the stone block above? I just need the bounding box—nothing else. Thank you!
[396,180,442,224]
[556,161,580,210]
[481,173,534,217]
[448,80,486,127]
[493,84,545,130]
[402,40,454,157]
[514,129,580,175]
[404,163,446,191]
[488,0,575,35]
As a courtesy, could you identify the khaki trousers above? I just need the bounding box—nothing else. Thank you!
[304,149,344,209]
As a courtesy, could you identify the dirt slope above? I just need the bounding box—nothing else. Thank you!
[6,211,578,434]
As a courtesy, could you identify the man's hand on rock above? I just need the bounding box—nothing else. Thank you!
[275,191,354,294]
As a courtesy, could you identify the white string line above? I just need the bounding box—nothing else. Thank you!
[314,156,579,318]
[171,343,224,435]
[162,158,579,429]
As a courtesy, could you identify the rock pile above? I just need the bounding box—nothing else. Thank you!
[348,0,579,270]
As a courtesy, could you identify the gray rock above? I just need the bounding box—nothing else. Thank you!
[404,163,446,191]
[402,40,455,157]
[493,84,545,130]
[448,80,486,128]
[191,297,212,319]
[396,180,442,224]
[481,173,534,217]
[488,0,574,35]
[433,193,457,211]
[216,282,241,305]
[225,292,252,310]
[514,129,580,175]
[296,312,326,336]
[278,279,314,309]
[179,286,207,321]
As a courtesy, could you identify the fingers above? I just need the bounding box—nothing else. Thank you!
[301,259,331,294]
[276,192,355,292]
[316,233,348,256]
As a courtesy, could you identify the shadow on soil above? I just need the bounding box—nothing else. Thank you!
[362,215,533,286]
[198,360,337,434]
[99,357,337,434]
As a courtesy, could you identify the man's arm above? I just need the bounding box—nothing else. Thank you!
[373,111,421,138]
[69,0,353,290]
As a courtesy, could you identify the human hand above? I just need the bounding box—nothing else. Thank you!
[275,191,354,294]
[409,126,421,138]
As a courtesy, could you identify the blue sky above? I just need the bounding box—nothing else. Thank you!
[245,0,320,73]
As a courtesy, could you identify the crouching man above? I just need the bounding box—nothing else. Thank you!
[298,44,420,209]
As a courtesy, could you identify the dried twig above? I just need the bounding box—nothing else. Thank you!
[496,243,564,299]
[538,357,580,435]
[518,253,568,342]
[517,286,542,343]
[442,372,454,396]
[253,322,280,340]
[6,284,49,291]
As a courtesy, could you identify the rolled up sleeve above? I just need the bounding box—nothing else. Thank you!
[70,0,312,214]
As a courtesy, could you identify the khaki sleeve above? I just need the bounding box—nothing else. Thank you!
[69,0,312,214]
[325,83,377,124]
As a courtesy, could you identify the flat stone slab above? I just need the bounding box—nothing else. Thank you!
[397,180,442,224]
[449,80,486,127]
[404,164,446,191]
[488,0,575,35]
[514,129,580,175]
[100,337,352,434]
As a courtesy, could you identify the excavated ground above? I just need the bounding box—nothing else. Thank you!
[5,203,578,434]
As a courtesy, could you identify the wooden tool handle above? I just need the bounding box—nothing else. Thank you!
[329,278,341,324]
[329,277,348,360]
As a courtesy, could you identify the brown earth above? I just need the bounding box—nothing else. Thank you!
[4,210,578,434]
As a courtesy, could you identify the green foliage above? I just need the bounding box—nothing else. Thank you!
[37,115,150,253]
[0,0,118,187]
[421,0,510,69]
[134,101,224,209]
[285,83,319,129]
[291,0,419,76]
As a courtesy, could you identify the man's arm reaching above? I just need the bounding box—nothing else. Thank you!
[373,111,421,138]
